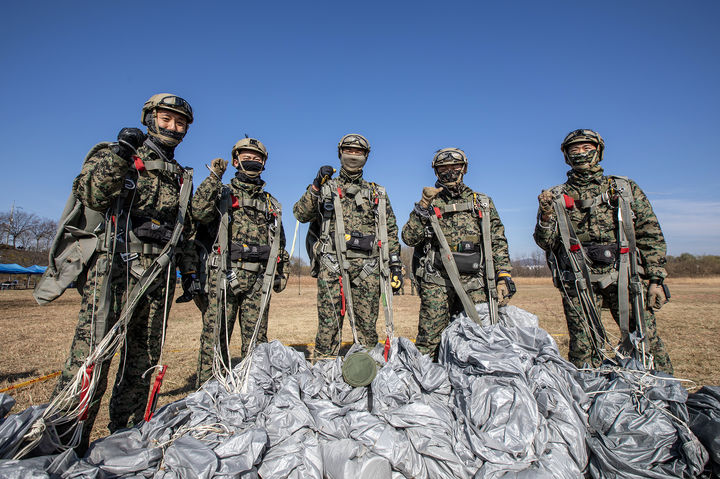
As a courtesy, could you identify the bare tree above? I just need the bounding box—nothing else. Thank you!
[28,218,57,251]
[0,209,38,248]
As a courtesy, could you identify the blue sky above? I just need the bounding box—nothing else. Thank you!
[1,0,718,259]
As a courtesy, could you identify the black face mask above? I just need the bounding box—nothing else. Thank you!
[145,112,186,147]
[235,169,263,185]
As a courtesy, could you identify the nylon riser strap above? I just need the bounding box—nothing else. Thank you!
[375,189,394,339]
[476,196,498,324]
[552,196,608,346]
[331,187,359,343]
[615,178,648,355]
[428,213,481,324]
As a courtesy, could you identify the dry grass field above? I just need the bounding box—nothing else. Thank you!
[1,276,718,443]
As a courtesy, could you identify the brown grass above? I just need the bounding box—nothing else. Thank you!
[1,276,718,443]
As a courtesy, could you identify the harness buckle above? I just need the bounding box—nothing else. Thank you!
[120,252,138,263]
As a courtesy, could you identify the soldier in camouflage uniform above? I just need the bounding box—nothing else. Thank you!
[534,129,673,373]
[53,94,198,451]
[293,134,402,359]
[192,138,289,387]
[402,148,514,359]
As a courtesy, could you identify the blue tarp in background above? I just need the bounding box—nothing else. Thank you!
[0,264,47,274]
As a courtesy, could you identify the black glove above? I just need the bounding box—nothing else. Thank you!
[390,265,403,293]
[115,127,147,161]
[176,272,202,303]
[313,165,336,190]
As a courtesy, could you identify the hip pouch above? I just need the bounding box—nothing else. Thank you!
[584,244,618,266]
[132,217,173,245]
[346,231,376,252]
[434,250,483,274]
[230,242,271,262]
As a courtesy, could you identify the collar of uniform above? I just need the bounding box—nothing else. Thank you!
[231,176,266,196]
[436,180,470,199]
[339,167,364,184]
[566,165,605,188]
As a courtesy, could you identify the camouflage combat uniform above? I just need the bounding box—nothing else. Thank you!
[534,166,673,373]
[192,174,287,386]
[54,142,196,448]
[402,183,511,358]
[293,169,400,358]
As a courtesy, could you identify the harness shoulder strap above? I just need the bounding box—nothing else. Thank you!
[428,208,482,324]
[473,193,498,323]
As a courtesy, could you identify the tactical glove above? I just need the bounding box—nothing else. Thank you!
[496,271,516,306]
[273,273,289,293]
[115,128,147,161]
[313,165,336,190]
[390,265,403,293]
[538,190,554,221]
[419,186,443,209]
[648,279,669,310]
[209,158,228,180]
[176,272,202,303]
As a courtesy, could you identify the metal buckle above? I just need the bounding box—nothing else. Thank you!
[120,252,138,263]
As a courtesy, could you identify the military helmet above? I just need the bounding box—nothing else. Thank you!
[141,93,194,125]
[561,129,604,162]
[232,137,268,160]
[337,133,370,158]
[432,147,468,169]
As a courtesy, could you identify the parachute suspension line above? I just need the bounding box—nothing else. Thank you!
[142,260,174,422]
[289,219,300,259]
[117,189,137,387]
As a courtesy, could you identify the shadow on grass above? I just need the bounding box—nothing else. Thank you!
[0,369,40,383]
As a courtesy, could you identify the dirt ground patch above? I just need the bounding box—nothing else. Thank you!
[1,276,718,443]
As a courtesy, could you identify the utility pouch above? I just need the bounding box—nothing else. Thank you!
[434,250,483,274]
[584,244,618,265]
[230,242,271,262]
[346,231,375,252]
[132,217,173,245]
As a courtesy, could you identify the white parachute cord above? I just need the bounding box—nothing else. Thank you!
[289,219,300,258]
[117,190,136,386]
[142,261,173,380]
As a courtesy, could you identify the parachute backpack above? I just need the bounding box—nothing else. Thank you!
[33,143,110,305]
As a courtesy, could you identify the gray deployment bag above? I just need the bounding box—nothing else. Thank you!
[33,143,109,305]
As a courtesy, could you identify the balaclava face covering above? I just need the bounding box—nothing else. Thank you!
[340,152,367,174]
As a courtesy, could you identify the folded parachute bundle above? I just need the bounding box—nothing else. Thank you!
[0,305,711,478]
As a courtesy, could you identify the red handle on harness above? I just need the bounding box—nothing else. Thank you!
[563,194,575,209]
[339,276,347,316]
[144,365,167,422]
[383,337,391,362]
[133,156,146,173]
[78,364,95,421]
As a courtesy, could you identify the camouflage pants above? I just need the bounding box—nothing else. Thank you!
[416,279,487,359]
[53,253,175,450]
[195,266,268,387]
[315,257,380,357]
[561,280,673,374]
